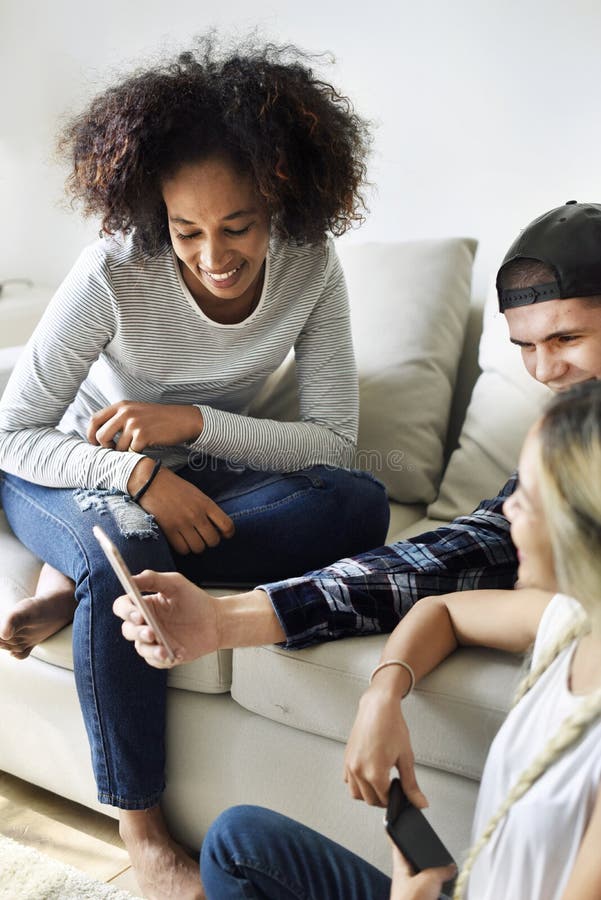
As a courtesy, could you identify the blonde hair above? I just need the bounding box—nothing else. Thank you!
[453,381,601,899]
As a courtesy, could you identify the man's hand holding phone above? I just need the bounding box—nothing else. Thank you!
[112,569,222,668]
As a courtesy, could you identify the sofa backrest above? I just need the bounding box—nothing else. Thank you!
[429,283,551,520]
[251,237,478,506]
[442,297,485,464]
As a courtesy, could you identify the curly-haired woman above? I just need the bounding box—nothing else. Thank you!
[0,40,389,898]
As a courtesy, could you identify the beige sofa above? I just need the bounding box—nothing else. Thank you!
[0,237,550,874]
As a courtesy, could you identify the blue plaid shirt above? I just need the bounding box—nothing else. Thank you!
[261,475,518,649]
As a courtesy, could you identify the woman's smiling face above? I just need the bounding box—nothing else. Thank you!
[162,157,271,319]
[503,424,557,593]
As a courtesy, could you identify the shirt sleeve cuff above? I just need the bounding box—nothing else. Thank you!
[113,450,149,494]
[187,404,217,453]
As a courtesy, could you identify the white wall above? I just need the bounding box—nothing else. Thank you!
[1,0,601,299]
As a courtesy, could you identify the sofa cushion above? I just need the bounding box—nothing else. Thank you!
[231,635,522,782]
[385,501,426,543]
[0,513,233,693]
[428,283,551,521]
[251,238,477,505]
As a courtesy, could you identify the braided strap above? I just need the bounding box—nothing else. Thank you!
[131,459,162,504]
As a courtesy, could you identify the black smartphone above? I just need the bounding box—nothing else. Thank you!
[385,778,455,879]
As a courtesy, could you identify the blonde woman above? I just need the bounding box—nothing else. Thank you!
[189,379,601,898]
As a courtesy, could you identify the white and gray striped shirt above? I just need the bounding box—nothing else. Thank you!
[0,231,358,493]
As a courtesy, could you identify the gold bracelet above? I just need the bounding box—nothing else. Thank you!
[369,659,415,697]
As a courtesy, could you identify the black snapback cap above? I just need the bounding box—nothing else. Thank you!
[497,201,601,312]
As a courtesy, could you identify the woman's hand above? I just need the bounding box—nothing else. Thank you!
[113,570,221,667]
[88,401,203,451]
[343,679,427,809]
[389,844,456,900]
[131,465,235,555]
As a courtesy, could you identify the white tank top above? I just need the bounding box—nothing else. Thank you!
[467,593,601,899]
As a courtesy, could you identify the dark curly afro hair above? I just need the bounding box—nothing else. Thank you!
[59,37,372,254]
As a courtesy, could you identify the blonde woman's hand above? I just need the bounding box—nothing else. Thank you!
[130,465,234,555]
[343,681,427,809]
[87,401,203,451]
[389,843,456,900]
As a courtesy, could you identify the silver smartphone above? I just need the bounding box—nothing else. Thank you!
[93,524,176,664]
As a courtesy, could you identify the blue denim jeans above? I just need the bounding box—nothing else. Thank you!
[201,805,392,900]
[0,461,388,807]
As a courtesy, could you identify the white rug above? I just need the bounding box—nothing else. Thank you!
[0,834,136,900]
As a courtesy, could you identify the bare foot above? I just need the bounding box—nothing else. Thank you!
[120,807,205,900]
[0,590,77,659]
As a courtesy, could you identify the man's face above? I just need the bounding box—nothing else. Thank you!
[505,297,601,392]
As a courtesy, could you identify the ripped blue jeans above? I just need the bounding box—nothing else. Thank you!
[0,461,388,807]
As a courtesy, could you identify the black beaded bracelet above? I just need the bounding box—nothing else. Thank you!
[132,459,162,504]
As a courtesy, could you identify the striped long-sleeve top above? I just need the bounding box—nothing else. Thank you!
[0,231,358,493]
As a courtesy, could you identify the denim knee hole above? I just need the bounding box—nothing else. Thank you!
[73,489,159,539]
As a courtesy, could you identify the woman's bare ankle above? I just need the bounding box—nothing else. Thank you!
[36,562,75,597]
[119,807,204,899]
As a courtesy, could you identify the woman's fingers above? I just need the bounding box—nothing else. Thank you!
[397,749,428,810]
[164,517,231,555]
[88,405,123,447]
[183,516,226,553]
[207,504,235,539]
[167,529,192,556]
[345,770,386,807]
[88,402,146,449]
[179,527,206,555]
[435,863,458,883]
[346,765,389,806]
[195,521,221,549]
[389,843,457,899]
[357,766,392,807]
[359,780,382,807]
[389,841,414,879]
[86,406,113,444]
[114,430,138,452]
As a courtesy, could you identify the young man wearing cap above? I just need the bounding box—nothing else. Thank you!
[113,200,601,665]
